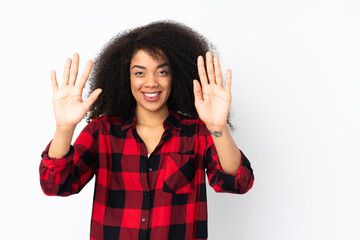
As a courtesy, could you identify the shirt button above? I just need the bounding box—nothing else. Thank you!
[50,168,54,172]
[148,168,153,172]
[141,217,146,223]
[143,192,148,196]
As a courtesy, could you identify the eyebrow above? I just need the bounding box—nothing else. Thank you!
[131,63,169,69]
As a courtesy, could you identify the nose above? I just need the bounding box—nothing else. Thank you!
[144,74,159,88]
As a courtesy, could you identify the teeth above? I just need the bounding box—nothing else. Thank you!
[144,92,160,97]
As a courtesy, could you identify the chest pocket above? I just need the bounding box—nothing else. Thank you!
[163,153,196,194]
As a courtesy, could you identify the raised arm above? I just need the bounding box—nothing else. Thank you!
[193,51,241,175]
[48,53,102,158]
[40,53,102,196]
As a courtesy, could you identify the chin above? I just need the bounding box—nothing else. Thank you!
[137,102,168,114]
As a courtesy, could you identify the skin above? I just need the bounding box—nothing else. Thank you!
[130,50,172,121]
[129,50,172,154]
[48,51,241,175]
[194,51,242,174]
[48,53,102,158]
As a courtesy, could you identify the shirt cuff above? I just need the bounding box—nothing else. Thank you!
[217,149,243,177]
[217,149,254,192]
[41,140,75,170]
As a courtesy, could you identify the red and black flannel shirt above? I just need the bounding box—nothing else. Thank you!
[40,110,254,240]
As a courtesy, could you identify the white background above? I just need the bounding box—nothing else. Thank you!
[1,0,359,239]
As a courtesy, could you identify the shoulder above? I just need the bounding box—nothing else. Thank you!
[93,115,122,124]
[177,113,209,137]
[84,115,125,131]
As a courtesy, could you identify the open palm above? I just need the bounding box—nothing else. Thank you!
[193,52,232,130]
[51,53,102,128]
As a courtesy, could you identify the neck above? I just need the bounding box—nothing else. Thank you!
[135,105,169,127]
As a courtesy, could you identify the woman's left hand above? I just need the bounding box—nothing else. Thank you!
[193,51,232,130]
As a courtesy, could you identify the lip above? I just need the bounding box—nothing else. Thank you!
[142,91,161,102]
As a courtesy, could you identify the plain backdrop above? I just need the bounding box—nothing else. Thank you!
[1,0,359,239]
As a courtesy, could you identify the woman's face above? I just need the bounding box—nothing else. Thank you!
[130,49,172,115]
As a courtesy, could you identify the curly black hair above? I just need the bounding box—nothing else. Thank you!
[86,20,233,128]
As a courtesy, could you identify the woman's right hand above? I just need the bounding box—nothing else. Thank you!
[51,53,102,130]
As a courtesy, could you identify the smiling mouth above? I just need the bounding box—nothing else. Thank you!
[143,92,160,97]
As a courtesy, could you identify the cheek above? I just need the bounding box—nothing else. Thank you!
[164,79,172,100]
[130,78,141,90]
[130,78,139,98]
[165,78,172,92]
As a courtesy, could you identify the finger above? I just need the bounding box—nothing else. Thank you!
[77,60,94,89]
[225,69,232,92]
[193,80,203,107]
[206,51,215,84]
[214,56,223,87]
[197,55,208,87]
[62,58,72,87]
[83,88,102,112]
[50,70,59,93]
[69,53,79,86]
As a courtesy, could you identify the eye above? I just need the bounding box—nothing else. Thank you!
[134,71,144,76]
[158,70,169,75]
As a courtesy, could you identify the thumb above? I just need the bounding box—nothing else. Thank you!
[193,80,203,106]
[83,88,102,112]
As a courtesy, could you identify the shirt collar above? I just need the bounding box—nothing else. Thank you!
[120,110,182,132]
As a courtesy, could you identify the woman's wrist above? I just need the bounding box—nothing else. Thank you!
[55,124,77,133]
[205,124,228,138]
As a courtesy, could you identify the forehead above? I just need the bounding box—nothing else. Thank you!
[131,49,168,64]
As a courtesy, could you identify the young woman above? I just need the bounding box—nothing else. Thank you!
[40,21,254,240]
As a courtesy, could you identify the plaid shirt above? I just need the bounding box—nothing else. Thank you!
[39,111,254,240]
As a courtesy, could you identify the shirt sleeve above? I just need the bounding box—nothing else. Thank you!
[39,119,99,196]
[204,128,254,194]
